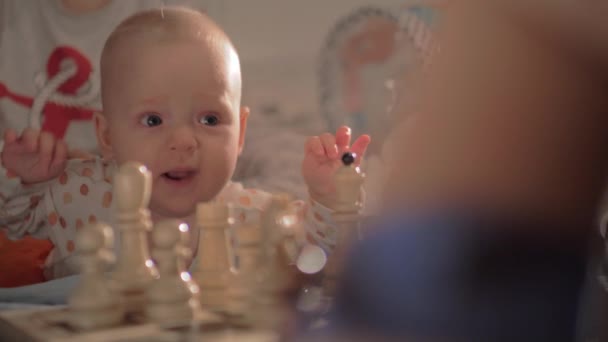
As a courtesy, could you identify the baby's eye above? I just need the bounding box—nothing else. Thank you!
[199,114,219,126]
[140,113,163,127]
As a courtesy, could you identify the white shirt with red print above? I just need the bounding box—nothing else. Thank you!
[0,157,336,279]
[0,0,189,152]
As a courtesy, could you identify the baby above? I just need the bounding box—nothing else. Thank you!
[0,7,370,279]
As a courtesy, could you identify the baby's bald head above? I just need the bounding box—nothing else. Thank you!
[95,7,249,214]
[100,7,241,112]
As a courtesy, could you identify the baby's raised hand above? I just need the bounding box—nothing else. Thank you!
[302,126,370,207]
[1,128,68,184]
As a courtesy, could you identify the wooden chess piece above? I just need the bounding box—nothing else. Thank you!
[145,220,201,328]
[322,152,365,297]
[225,222,262,325]
[251,194,298,331]
[68,222,124,330]
[193,201,232,313]
[259,194,296,290]
[108,162,158,314]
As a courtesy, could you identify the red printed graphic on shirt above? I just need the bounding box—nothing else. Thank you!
[0,46,99,138]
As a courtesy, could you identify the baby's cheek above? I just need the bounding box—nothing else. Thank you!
[199,148,236,189]
[113,142,158,169]
[215,137,240,163]
[206,147,236,178]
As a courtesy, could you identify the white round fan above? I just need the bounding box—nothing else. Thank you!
[318,5,437,156]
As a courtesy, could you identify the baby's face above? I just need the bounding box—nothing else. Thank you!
[99,38,246,219]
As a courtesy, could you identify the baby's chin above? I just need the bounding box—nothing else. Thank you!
[149,192,220,222]
[149,201,198,222]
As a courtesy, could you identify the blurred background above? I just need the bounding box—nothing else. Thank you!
[201,0,437,141]
[189,0,440,203]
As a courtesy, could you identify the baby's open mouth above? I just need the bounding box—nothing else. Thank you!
[162,170,196,181]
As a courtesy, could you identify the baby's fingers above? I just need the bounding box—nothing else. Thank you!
[38,132,56,169]
[335,126,352,152]
[350,134,371,164]
[320,133,339,159]
[3,129,18,144]
[305,136,325,157]
[50,139,68,171]
[21,128,40,153]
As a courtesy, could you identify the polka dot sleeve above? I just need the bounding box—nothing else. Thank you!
[0,178,56,240]
[301,198,337,253]
[0,158,112,249]
[222,183,339,254]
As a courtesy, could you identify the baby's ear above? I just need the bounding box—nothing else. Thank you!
[94,112,113,159]
[237,106,250,155]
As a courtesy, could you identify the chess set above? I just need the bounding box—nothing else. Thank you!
[0,153,366,342]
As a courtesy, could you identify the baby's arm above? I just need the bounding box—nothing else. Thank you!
[299,125,370,252]
[0,158,108,239]
[0,179,55,240]
[1,158,112,278]
[228,123,370,254]
[0,128,68,238]
[226,184,340,254]
[219,183,332,252]
[301,126,369,208]
[292,198,337,253]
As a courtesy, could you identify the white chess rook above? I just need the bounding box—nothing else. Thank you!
[194,201,232,312]
[108,162,158,314]
[68,222,124,330]
[323,152,365,296]
[145,219,201,328]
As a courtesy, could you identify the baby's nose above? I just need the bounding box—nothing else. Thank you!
[168,125,197,152]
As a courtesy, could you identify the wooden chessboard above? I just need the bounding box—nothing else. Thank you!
[0,306,279,342]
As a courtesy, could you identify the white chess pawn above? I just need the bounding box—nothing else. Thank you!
[323,152,365,297]
[108,162,158,314]
[259,194,294,286]
[68,222,124,330]
[145,220,201,328]
[193,201,232,313]
[251,195,298,330]
[225,222,263,323]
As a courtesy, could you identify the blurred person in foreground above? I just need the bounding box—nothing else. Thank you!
[310,0,608,341]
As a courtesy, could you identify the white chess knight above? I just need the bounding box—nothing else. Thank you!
[67,222,125,330]
[108,162,158,314]
[145,219,202,328]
